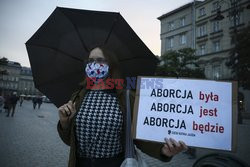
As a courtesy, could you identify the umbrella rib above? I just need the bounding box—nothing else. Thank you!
[104,14,120,45]
[59,9,90,52]
[27,44,83,62]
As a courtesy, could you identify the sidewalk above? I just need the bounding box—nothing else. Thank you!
[141,119,250,166]
[0,101,69,167]
[0,101,249,167]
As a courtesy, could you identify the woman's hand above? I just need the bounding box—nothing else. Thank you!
[58,100,76,129]
[161,138,188,157]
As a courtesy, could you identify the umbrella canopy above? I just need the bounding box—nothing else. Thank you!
[26,7,158,107]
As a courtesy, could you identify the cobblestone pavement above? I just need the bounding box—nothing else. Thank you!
[0,101,69,167]
[141,119,250,167]
[0,101,249,167]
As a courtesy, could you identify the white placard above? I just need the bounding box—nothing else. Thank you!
[133,77,236,151]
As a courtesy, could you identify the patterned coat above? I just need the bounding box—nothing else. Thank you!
[57,88,171,167]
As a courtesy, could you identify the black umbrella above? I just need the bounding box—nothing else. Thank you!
[26,7,158,107]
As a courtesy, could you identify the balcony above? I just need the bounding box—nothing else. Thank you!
[196,34,208,43]
[210,30,223,40]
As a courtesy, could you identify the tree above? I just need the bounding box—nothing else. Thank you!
[156,48,205,78]
[0,57,9,65]
[0,57,9,75]
[227,25,250,89]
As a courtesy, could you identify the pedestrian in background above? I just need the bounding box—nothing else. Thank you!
[19,96,24,107]
[7,92,19,117]
[0,90,4,113]
[37,96,43,109]
[32,96,38,109]
[4,94,10,113]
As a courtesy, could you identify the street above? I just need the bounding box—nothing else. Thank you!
[0,101,250,167]
[0,101,69,167]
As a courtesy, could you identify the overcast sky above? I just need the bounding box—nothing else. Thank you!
[0,0,192,67]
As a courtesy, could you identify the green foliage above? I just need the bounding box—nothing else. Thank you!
[156,48,205,79]
[0,57,9,75]
[227,25,250,89]
[0,57,9,64]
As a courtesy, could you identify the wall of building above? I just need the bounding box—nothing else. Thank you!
[0,61,39,96]
[18,67,38,95]
[158,0,250,113]
[195,0,250,80]
[159,3,194,54]
[0,61,21,95]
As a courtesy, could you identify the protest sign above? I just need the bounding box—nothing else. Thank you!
[132,76,237,151]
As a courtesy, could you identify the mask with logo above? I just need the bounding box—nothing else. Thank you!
[85,62,109,81]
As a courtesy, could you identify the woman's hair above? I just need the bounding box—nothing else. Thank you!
[98,45,123,81]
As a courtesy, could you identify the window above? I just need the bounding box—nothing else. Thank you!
[199,44,206,55]
[169,37,174,48]
[212,2,220,11]
[168,21,175,31]
[212,21,220,32]
[212,65,221,80]
[179,34,187,45]
[230,13,241,27]
[198,24,207,37]
[199,7,206,16]
[213,41,220,52]
[166,37,174,49]
[180,17,185,27]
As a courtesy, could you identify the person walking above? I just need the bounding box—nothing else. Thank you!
[0,90,4,113]
[7,92,19,117]
[19,96,24,107]
[32,96,38,109]
[57,46,188,167]
[4,94,10,113]
[37,96,43,109]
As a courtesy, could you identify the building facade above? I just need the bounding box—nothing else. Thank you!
[158,2,199,54]
[158,0,250,114]
[0,61,21,95]
[0,60,39,96]
[195,0,250,80]
[18,67,39,95]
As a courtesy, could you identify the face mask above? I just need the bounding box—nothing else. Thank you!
[85,62,109,80]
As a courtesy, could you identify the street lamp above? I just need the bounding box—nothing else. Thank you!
[213,0,243,124]
[214,0,250,124]
[213,9,224,21]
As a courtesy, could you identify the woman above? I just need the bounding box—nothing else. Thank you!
[57,46,187,167]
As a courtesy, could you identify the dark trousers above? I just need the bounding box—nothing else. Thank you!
[7,104,16,117]
[76,153,124,167]
[33,102,37,109]
[38,103,42,109]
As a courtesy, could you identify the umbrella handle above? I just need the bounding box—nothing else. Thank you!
[125,89,136,158]
[72,89,82,103]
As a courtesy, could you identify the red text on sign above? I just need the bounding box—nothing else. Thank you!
[199,106,218,118]
[193,121,224,134]
[199,91,219,103]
